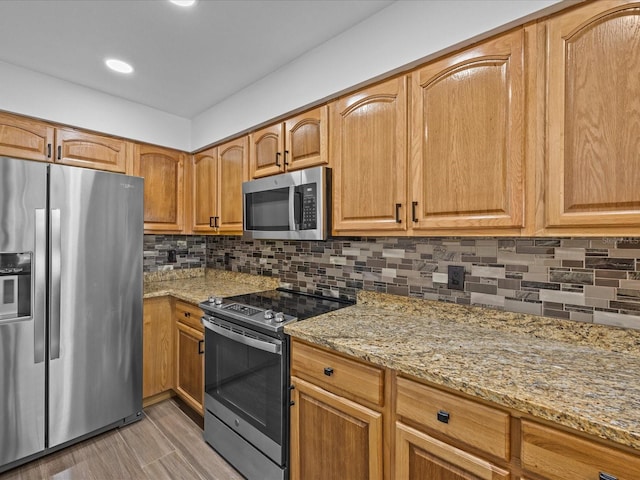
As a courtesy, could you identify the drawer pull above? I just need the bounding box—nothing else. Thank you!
[184,312,191,317]
[437,410,450,424]
[198,339,204,355]
[599,474,617,480]
[324,367,334,376]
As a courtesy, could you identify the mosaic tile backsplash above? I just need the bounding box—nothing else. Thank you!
[143,235,207,271]
[204,236,640,330]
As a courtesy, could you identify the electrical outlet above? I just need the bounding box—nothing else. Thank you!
[447,265,465,291]
[168,249,177,263]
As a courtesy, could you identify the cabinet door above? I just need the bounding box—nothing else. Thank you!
[250,123,284,178]
[545,1,640,234]
[331,77,408,235]
[290,377,383,480]
[217,136,247,234]
[135,144,186,233]
[143,297,174,401]
[395,422,510,480]
[0,111,54,162]
[189,148,218,233]
[175,322,204,415]
[55,127,130,173]
[284,105,329,172]
[410,29,524,234]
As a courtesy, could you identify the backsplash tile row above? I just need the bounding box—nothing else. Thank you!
[205,236,640,330]
[143,235,206,271]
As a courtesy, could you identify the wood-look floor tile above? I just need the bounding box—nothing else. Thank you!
[82,430,146,479]
[142,452,201,480]
[119,412,175,468]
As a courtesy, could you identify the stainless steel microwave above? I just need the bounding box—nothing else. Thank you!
[242,166,330,241]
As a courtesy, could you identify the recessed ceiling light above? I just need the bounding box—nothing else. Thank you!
[105,58,134,74]
[170,0,196,6]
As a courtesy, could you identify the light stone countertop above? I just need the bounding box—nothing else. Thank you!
[285,290,640,451]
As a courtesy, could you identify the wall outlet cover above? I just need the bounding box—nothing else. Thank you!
[448,265,465,291]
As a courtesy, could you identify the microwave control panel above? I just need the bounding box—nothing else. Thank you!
[301,184,317,230]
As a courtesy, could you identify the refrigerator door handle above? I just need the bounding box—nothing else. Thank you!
[50,208,61,360]
[34,208,46,364]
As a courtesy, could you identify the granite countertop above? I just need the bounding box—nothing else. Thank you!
[285,290,640,451]
[144,268,280,305]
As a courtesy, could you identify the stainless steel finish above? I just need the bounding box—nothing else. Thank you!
[49,208,61,360]
[47,164,143,449]
[33,209,46,364]
[202,316,282,354]
[288,184,296,231]
[0,276,18,318]
[0,157,47,468]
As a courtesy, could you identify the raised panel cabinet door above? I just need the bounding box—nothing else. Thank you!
[217,136,248,234]
[135,144,185,233]
[545,1,640,233]
[290,377,383,480]
[55,127,129,173]
[395,422,510,480]
[142,297,174,400]
[331,77,408,235]
[250,123,284,178]
[0,111,54,162]
[410,28,525,235]
[175,322,204,415]
[190,147,218,233]
[284,105,329,172]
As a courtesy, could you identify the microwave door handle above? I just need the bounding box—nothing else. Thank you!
[288,186,297,231]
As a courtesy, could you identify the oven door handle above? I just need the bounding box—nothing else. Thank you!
[204,320,282,355]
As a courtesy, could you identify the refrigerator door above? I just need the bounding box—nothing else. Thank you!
[48,164,143,448]
[0,157,47,467]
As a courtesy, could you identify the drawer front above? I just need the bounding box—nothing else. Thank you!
[396,376,510,461]
[522,420,640,480]
[175,301,204,332]
[291,340,384,406]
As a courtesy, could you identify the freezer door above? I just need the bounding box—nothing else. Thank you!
[48,164,143,448]
[0,157,47,468]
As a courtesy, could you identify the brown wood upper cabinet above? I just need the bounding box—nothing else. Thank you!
[543,0,640,235]
[249,106,328,179]
[410,28,525,235]
[190,137,248,234]
[55,127,131,173]
[0,111,54,162]
[330,77,408,235]
[134,144,186,233]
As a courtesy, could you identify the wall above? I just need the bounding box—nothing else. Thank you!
[205,236,640,330]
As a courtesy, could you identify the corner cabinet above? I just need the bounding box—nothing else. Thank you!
[134,143,186,233]
[330,77,408,235]
[0,111,54,162]
[410,28,525,235]
[543,0,640,235]
[174,301,204,415]
[142,297,174,405]
[189,137,247,234]
[249,106,328,179]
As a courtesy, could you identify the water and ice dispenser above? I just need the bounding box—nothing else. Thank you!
[0,252,32,320]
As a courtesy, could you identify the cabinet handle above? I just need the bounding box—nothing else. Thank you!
[184,312,190,318]
[283,150,289,166]
[47,143,52,158]
[198,339,204,355]
[275,151,281,167]
[213,216,219,228]
[412,201,418,222]
[324,367,334,376]
[57,145,62,160]
[209,216,216,228]
[437,410,450,424]
[599,473,617,480]
[395,203,402,223]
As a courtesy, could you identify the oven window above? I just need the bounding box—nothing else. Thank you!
[245,188,290,231]
[205,328,284,444]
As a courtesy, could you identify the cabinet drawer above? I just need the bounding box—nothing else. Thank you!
[291,340,384,407]
[175,301,204,332]
[396,376,510,461]
[521,420,640,480]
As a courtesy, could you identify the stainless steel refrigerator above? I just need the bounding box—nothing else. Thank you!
[0,156,143,472]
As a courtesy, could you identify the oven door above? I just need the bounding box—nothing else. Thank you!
[202,315,288,465]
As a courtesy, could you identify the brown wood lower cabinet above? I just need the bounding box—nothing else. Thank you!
[290,377,383,480]
[142,297,174,403]
[174,301,204,415]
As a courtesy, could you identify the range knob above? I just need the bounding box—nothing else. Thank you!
[264,309,274,320]
[274,312,285,323]
[214,297,223,306]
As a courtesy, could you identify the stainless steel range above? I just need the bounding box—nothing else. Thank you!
[199,288,353,480]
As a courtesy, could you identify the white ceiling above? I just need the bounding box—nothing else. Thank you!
[0,0,394,118]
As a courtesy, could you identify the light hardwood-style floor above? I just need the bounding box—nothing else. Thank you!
[0,399,243,480]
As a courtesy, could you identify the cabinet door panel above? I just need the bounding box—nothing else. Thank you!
[0,112,54,162]
[217,136,247,234]
[411,29,524,233]
[190,148,217,233]
[176,322,204,414]
[143,297,174,400]
[285,106,328,171]
[56,128,129,173]
[250,124,284,178]
[331,77,408,234]
[546,1,640,232]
